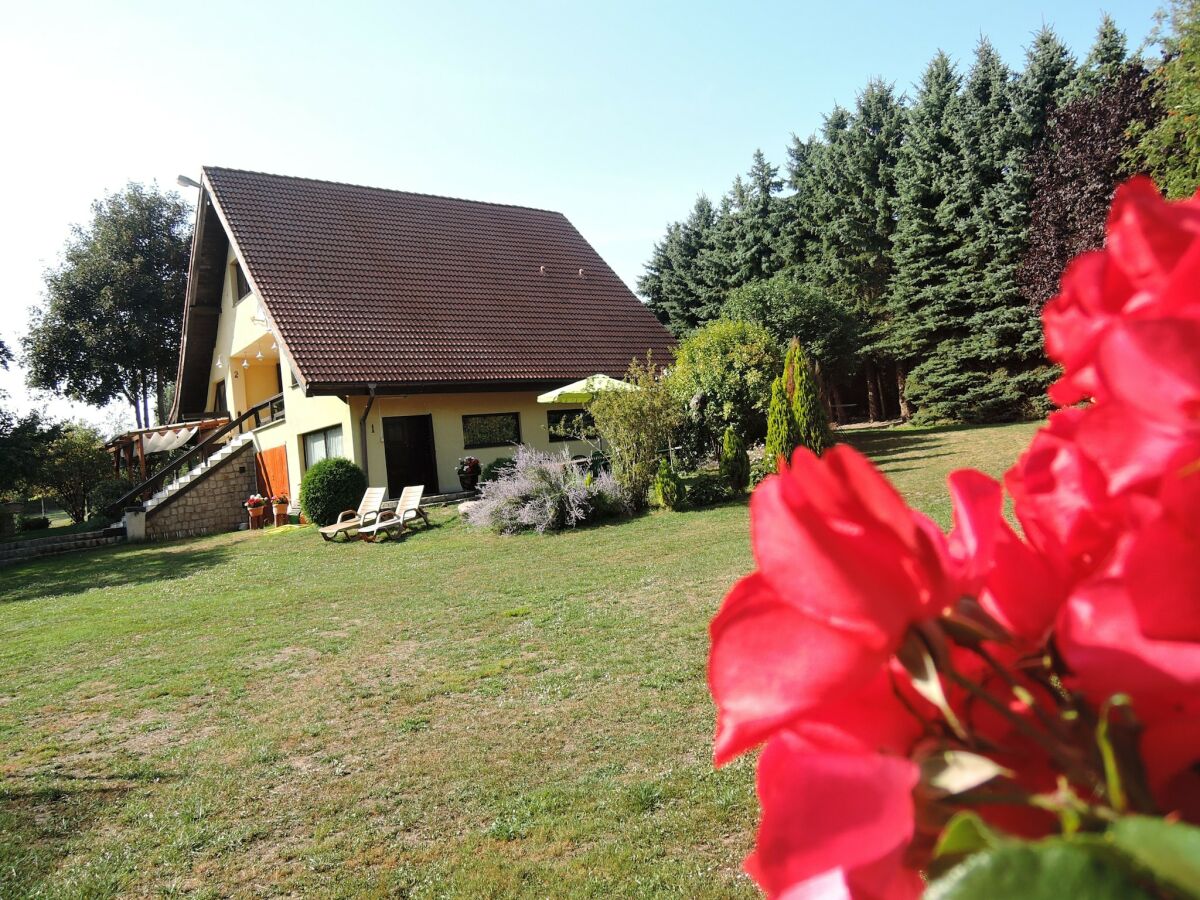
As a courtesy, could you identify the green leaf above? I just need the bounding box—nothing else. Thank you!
[1108,816,1200,899]
[927,841,1157,900]
[934,811,1002,858]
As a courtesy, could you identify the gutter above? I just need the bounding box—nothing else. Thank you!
[359,383,378,483]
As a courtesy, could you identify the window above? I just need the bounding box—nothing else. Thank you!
[233,261,252,301]
[547,408,595,442]
[462,412,520,449]
[303,425,344,468]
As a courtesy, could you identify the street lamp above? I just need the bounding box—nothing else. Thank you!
[176,175,201,189]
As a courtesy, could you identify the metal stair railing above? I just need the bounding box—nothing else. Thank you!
[105,393,285,518]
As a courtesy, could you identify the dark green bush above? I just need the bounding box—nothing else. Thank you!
[19,516,51,531]
[86,476,136,524]
[651,458,684,510]
[719,427,750,493]
[481,456,515,482]
[684,471,732,508]
[300,457,367,526]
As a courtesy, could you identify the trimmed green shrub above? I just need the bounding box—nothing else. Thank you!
[684,471,732,508]
[19,516,51,531]
[299,457,367,526]
[481,456,515,482]
[651,459,684,510]
[718,427,750,493]
[750,456,773,488]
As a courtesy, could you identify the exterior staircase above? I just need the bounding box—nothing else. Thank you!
[144,433,255,512]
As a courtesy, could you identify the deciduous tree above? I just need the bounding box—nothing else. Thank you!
[23,183,191,428]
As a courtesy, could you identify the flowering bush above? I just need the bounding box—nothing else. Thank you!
[244,493,266,509]
[708,178,1200,898]
[463,445,627,534]
[270,494,289,506]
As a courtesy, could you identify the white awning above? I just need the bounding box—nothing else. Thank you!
[142,426,197,454]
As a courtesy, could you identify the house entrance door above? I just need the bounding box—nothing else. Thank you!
[382,415,439,497]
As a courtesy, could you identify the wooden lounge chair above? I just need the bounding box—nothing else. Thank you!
[358,485,431,542]
[318,486,386,542]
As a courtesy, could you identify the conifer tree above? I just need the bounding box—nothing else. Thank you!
[789,341,832,456]
[886,52,963,418]
[719,426,750,493]
[1130,0,1200,198]
[1067,14,1130,99]
[638,195,720,335]
[730,151,784,287]
[800,85,905,419]
[763,377,798,473]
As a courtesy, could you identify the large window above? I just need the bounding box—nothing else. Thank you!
[547,408,595,442]
[303,424,344,468]
[233,261,252,301]
[462,412,520,449]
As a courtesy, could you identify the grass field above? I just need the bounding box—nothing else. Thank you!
[0,421,1041,898]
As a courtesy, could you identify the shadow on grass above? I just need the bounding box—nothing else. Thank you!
[0,777,135,896]
[842,429,947,462]
[0,541,236,605]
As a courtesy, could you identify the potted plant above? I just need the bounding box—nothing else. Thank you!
[271,494,289,526]
[245,493,266,529]
[456,456,482,491]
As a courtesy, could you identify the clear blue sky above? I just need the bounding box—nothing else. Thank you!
[0,0,1159,425]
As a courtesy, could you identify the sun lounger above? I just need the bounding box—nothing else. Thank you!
[318,486,386,541]
[358,485,431,542]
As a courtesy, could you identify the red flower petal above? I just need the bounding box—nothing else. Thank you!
[745,733,919,899]
[709,574,891,765]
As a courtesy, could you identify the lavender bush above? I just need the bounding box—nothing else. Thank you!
[463,446,628,534]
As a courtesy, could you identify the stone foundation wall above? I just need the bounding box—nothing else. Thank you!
[145,442,259,541]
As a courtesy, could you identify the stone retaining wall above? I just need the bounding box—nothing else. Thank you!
[145,442,259,541]
[0,528,125,568]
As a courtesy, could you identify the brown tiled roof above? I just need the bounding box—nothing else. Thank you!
[202,166,674,393]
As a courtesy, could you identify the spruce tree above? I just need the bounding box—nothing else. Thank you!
[730,150,784,287]
[1067,14,1130,99]
[886,52,963,418]
[638,195,720,335]
[800,85,905,419]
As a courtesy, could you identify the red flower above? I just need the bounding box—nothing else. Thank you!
[709,446,953,763]
[947,469,1063,643]
[745,732,922,900]
[1045,176,1200,407]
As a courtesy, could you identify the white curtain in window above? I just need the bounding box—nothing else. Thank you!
[305,430,328,466]
[326,426,343,458]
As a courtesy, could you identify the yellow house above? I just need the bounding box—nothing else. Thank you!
[166,167,675,508]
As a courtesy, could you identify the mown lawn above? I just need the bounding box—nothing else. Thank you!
[0,421,1040,898]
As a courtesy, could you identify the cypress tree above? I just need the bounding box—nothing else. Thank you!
[763,376,798,472]
[790,341,832,455]
[719,426,751,493]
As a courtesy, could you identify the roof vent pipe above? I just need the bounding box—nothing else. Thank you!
[359,383,378,484]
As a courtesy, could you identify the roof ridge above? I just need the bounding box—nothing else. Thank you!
[202,166,568,217]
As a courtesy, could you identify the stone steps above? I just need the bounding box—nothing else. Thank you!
[0,527,125,568]
[145,433,254,511]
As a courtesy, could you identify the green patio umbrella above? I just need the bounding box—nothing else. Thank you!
[536,374,633,405]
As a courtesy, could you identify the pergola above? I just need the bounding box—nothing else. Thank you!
[105,416,230,481]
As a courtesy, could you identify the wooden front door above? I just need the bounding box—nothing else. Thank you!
[382,415,439,497]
